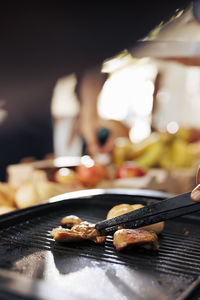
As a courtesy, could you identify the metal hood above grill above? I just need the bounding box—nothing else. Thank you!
[130,0,200,59]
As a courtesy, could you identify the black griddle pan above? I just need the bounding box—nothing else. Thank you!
[0,188,200,300]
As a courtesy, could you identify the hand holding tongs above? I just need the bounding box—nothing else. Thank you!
[95,192,200,234]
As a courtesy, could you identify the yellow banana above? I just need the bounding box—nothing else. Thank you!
[134,141,164,169]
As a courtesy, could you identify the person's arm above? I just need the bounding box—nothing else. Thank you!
[77,67,129,156]
[78,66,106,155]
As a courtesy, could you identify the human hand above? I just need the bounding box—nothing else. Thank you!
[80,117,129,156]
[96,119,129,154]
[191,167,200,202]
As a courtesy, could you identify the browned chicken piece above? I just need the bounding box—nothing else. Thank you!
[50,221,106,244]
[107,204,164,235]
[50,227,84,242]
[113,228,159,252]
[61,215,82,228]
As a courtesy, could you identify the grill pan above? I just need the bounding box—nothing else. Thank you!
[0,188,200,300]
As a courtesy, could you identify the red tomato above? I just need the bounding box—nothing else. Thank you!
[115,162,146,179]
[76,160,109,187]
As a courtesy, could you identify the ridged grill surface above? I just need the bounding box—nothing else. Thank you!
[1,193,200,300]
[1,209,200,279]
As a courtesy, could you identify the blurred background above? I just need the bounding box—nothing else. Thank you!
[3,0,200,213]
[0,0,190,178]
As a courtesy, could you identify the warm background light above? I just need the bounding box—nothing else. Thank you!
[98,61,157,143]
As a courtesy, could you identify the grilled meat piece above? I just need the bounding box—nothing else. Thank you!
[113,228,159,251]
[51,221,106,244]
[50,227,84,242]
[107,204,144,219]
[107,204,164,235]
[61,215,82,228]
[72,221,106,244]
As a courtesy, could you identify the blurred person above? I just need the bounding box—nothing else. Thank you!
[51,67,130,158]
[0,1,190,180]
[76,66,129,156]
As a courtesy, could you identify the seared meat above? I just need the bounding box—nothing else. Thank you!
[72,221,106,244]
[52,210,161,252]
[61,215,82,228]
[51,220,106,244]
[107,204,144,219]
[113,228,159,251]
[107,204,164,235]
[50,227,84,242]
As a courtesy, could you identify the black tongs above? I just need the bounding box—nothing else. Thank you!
[95,192,200,234]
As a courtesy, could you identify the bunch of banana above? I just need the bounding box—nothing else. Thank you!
[158,137,193,169]
[113,129,194,170]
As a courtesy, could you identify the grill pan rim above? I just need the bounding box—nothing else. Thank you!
[1,188,199,300]
[0,188,171,229]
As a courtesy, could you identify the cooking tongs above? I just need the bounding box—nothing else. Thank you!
[95,192,200,234]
